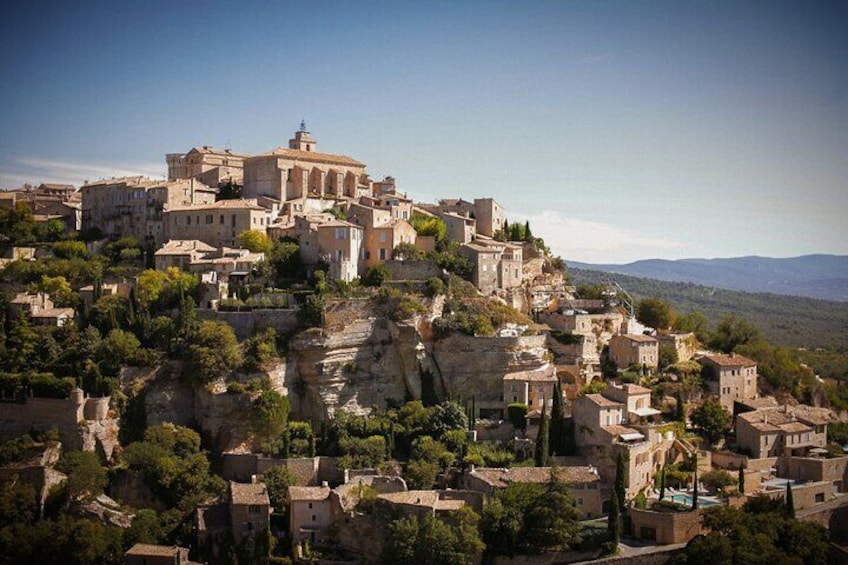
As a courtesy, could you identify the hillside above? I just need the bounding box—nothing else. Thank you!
[567,254,848,302]
[568,267,848,350]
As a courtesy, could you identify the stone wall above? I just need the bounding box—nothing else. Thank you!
[383,259,442,281]
[221,454,343,486]
[198,308,300,341]
[630,507,703,545]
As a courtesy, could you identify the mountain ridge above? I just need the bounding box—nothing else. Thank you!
[566,254,848,302]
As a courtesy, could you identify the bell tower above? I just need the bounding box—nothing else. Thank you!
[289,120,316,152]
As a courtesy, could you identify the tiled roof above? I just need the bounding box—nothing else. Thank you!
[618,383,652,395]
[156,240,217,255]
[503,369,557,382]
[167,199,264,212]
[230,482,269,505]
[260,147,364,167]
[470,465,600,488]
[700,353,757,367]
[583,394,623,408]
[126,544,179,557]
[616,334,658,344]
[288,486,331,502]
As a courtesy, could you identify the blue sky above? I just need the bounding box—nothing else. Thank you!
[1,0,845,262]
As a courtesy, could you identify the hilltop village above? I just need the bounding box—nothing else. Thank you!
[0,126,846,565]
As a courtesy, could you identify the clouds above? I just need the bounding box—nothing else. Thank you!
[0,156,165,188]
[513,209,688,264]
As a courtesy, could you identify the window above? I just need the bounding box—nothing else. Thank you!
[206,215,213,224]
[335,228,345,240]
[380,232,387,243]
[187,216,192,225]
[220,215,224,224]
[308,502,313,509]
[815,493,825,503]
[379,248,387,260]
[312,514,317,521]
[248,505,261,514]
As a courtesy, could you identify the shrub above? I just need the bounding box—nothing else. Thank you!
[507,403,529,430]
[425,277,445,297]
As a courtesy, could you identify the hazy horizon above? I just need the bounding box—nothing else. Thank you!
[2,1,846,263]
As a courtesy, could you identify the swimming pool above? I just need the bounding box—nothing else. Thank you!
[669,493,720,507]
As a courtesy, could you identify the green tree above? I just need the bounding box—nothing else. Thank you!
[55,451,107,503]
[381,507,483,565]
[658,343,679,370]
[98,328,144,376]
[237,229,273,254]
[690,399,731,445]
[658,467,666,500]
[427,401,468,438]
[692,453,699,510]
[636,297,676,330]
[183,320,242,383]
[363,264,391,287]
[614,450,626,509]
[673,311,709,341]
[738,465,745,494]
[251,390,290,450]
[708,314,761,353]
[549,380,565,456]
[522,479,580,552]
[701,469,737,492]
[785,482,795,519]
[533,400,549,467]
[607,494,621,550]
[263,465,296,512]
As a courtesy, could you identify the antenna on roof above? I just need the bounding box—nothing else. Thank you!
[300,119,307,132]
[225,138,232,150]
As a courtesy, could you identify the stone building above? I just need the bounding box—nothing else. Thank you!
[125,544,198,565]
[288,485,335,544]
[463,465,603,518]
[656,332,696,362]
[163,199,271,248]
[502,368,558,412]
[441,211,476,244]
[166,146,248,187]
[81,176,215,243]
[459,243,501,294]
[433,197,506,238]
[242,127,368,204]
[736,404,830,458]
[698,353,758,412]
[609,334,659,370]
[9,292,74,327]
[229,481,272,542]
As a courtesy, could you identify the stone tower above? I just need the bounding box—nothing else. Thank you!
[289,121,316,152]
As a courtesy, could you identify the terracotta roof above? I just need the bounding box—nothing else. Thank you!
[167,199,264,212]
[230,482,269,506]
[605,425,643,438]
[616,334,658,344]
[503,369,557,382]
[288,486,331,502]
[125,544,179,557]
[379,490,441,507]
[583,394,623,408]
[470,466,600,488]
[700,353,757,367]
[781,422,813,433]
[156,240,217,255]
[737,397,779,410]
[617,383,652,395]
[259,147,365,167]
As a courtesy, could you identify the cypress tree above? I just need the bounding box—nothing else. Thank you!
[786,482,795,518]
[501,219,509,240]
[534,399,549,467]
[614,450,626,509]
[691,453,699,510]
[659,467,666,501]
[738,465,745,495]
[608,494,621,547]
[470,396,476,430]
[676,388,686,422]
[524,220,533,242]
[549,380,564,456]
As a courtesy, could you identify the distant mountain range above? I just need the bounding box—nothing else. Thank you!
[565,254,848,302]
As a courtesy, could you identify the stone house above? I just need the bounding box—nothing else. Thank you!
[441,211,476,244]
[187,247,265,279]
[242,128,368,204]
[736,404,829,458]
[630,507,702,545]
[698,353,758,412]
[125,544,199,565]
[502,368,558,413]
[656,332,696,362]
[154,239,217,271]
[463,465,603,518]
[78,281,133,309]
[287,485,336,544]
[362,220,417,271]
[81,176,215,244]
[608,334,659,370]
[163,199,271,248]
[458,243,501,294]
[375,490,481,521]
[9,292,74,327]
[315,219,364,282]
[602,383,661,424]
[435,197,505,238]
[229,481,272,542]
[360,193,413,222]
[166,146,248,187]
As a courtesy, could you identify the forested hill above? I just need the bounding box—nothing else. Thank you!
[569,267,848,350]
[566,254,848,302]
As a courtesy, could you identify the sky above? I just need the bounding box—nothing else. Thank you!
[1,0,846,263]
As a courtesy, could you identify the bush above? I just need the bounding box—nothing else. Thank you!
[507,403,529,430]
[52,241,87,259]
[362,264,391,287]
[425,277,445,297]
